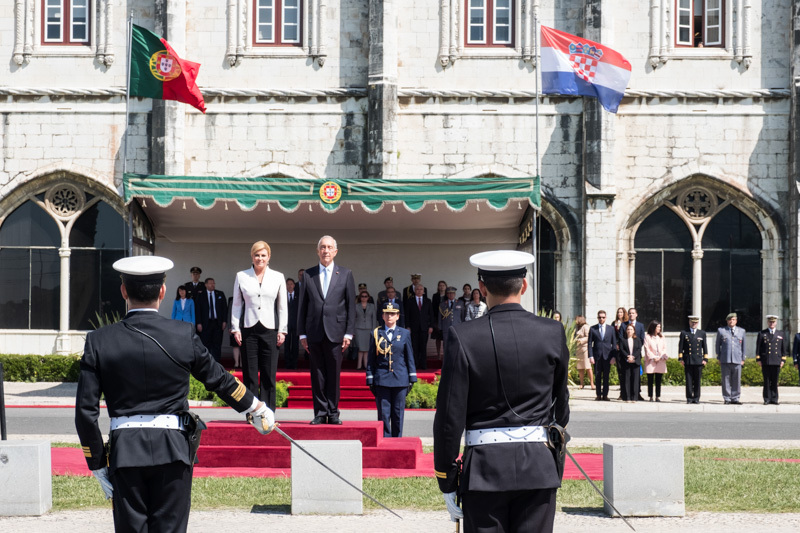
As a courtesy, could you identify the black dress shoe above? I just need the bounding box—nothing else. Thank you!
[602,396,610,401]
[310,416,327,425]
[764,401,769,405]
[731,400,742,405]
[772,401,780,405]
[724,400,731,405]
[638,395,646,401]
[327,416,342,425]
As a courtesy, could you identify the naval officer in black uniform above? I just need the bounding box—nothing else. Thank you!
[678,315,708,404]
[75,256,275,533]
[755,314,787,405]
[433,250,570,533]
[366,301,418,437]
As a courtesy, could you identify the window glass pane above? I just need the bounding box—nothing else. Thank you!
[701,250,730,332]
[679,27,690,43]
[706,27,719,44]
[470,26,484,42]
[495,26,509,43]
[284,26,298,41]
[702,205,761,250]
[284,8,298,24]
[662,251,692,332]
[259,25,273,42]
[729,251,761,332]
[635,252,662,327]
[634,205,692,249]
[707,0,721,9]
[47,25,61,40]
[72,25,87,41]
[0,249,30,328]
[679,0,691,8]
[30,249,60,329]
[70,202,125,249]
[0,200,60,247]
[70,249,125,330]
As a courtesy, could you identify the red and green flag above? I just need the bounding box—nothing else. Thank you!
[129,24,206,113]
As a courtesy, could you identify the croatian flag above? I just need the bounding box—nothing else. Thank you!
[540,26,632,113]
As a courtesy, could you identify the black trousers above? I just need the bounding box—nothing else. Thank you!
[621,362,640,401]
[201,318,223,362]
[462,488,557,533]
[374,385,407,437]
[647,373,663,398]
[761,364,781,403]
[284,328,299,369]
[410,329,429,370]
[242,322,279,410]
[308,337,343,418]
[594,356,612,398]
[112,461,192,533]
[684,364,703,401]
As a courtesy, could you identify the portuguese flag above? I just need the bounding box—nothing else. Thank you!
[129,24,206,113]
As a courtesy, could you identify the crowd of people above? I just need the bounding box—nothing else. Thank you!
[564,306,795,405]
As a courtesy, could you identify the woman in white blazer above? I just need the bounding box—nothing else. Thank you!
[231,241,288,411]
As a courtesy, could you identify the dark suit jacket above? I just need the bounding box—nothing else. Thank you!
[406,296,434,333]
[376,298,406,328]
[589,323,615,361]
[196,289,228,331]
[756,329,787,366]
[433,303,570,494]
[678,329,709,365]
[75,311,255,472]
[297,263,356,343]
[619,336,643,366]
[402,284,428,305]
[287,291,299,331]
[366,326,418,388]
[793,333,800,366]
[185,281,206,303]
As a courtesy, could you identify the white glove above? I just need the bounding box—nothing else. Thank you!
[443,491,463,522]
[91,467,114,500]
[251,402,276,435]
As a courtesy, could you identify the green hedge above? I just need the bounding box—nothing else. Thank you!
[188,376,292,408]
[0,354,81,382]
[406,376,439,408]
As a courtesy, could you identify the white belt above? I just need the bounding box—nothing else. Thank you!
[465,426,547,446]
[110,414,184,431]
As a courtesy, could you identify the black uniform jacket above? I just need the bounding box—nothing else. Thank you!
[433,303,570,494]
[756,329,787,366]
[365,326,418,388]
[678,329,708,365]
[75,310,256,472]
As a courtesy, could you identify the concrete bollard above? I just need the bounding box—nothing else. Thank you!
[291,440,363,515]
[0,440,53,516]
[603,442,685,517]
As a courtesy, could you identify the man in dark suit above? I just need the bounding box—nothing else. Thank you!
[185,266,206,301]
[402,273,427,304]
[284,278,300,369]
[297,235,356,425]
[366,302,417,438]
[618,307,646,400]
[589,310,616,401]
[377,286,405,328]
[377,276,394,302]
[196,277,228,363]
[678,315,708,404]
[755,314,787,405]
[406,283,434,370]
[434,250,569,533]
[75,256,273,532]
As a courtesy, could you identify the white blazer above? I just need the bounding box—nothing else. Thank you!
[231,266,288,333]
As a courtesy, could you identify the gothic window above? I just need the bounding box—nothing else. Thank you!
[537,216,557,314]
[676,0,723,48]
[42,0,91,45]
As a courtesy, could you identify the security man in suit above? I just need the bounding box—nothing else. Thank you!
[438,286,465,351]
[197,277,228,362]
[406,283,435,370]
[434,250,570,533]
[75,256,274,532]
[678,315,708,404]
[755,314,787,405]
[366,302,417,437]
[716,312,745,405]
[589,310,616,401]
[284,278,300,369]
[185,266,206,301]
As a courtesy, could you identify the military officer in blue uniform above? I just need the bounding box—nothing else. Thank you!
[678,315,708,404]
[434,251,570,533]
[715,312,746,405]
[75,256,275,532]
[366,302,418,437]
[755,314,787,405]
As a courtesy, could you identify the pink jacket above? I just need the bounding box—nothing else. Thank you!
[643,334,668,374]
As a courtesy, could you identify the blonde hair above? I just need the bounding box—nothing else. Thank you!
[251,241,271,258]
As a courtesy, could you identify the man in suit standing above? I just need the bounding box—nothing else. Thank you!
[406,283,434,370]
[377,286,405,328]
[185,266,206,301]
[438,286,465,352]
[284,278,300,369]
[434,250,569,533]
[755,314,787,405]
[75,256,274,532]
[366,302,417,438]
[403,273,427,304]
[589,310,615,401]
[377,276,394,302]
[716,312,745,405]
[197,277,228,363]
[678,315,708,404]
[297,235,356,425]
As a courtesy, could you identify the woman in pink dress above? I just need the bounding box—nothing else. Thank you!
[643,320,668,402]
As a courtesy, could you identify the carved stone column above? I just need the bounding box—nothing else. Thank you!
[691,248,703,317]
[367,0,398,180]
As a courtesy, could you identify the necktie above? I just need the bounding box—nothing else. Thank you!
[691,329,695,335]
[601,325,605,338]
[418,297,422,310]
[322,268,329,297]
[449,301,452,310]
[209,292,215,320]
[387,329,393,341]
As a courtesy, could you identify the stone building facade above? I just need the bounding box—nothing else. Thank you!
[0,0,797,354]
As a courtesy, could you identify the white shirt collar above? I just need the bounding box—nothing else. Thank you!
[319,262,334,273]
[127,308,158,313]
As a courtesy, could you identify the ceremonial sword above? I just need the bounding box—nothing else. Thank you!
[268,423,403,520]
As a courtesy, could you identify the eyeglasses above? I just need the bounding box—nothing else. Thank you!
[597,316,606,319]
[360,295,368,298]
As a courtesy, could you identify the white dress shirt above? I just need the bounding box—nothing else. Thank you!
[231,266,288,333]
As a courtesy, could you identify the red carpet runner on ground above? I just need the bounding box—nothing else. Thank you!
[51,420,603,480]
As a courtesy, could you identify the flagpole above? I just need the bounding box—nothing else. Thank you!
[532,12,540,314]
[123,11,133,256]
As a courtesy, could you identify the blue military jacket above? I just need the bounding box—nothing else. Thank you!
[366,326,418,388]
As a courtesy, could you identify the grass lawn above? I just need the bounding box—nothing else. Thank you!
[52,446,800,513]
